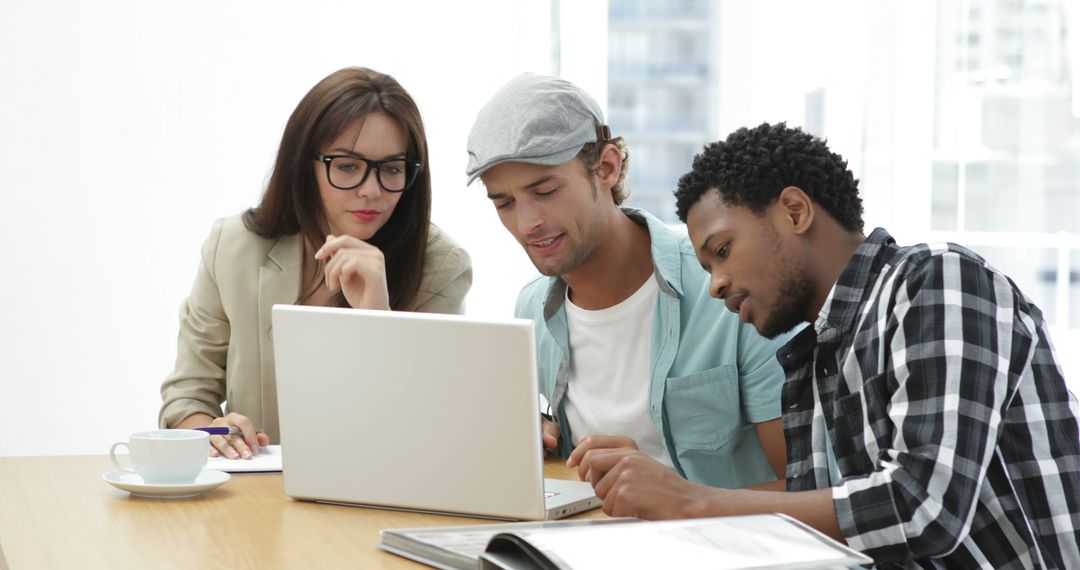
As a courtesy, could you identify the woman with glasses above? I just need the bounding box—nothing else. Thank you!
[158,67,472,460]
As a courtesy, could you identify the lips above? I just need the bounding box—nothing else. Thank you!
[527,234,563,251]
[725,294,750,323]
[724,294,745,315]
[349,209,380,222]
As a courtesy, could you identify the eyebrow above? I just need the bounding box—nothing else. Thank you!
[699,233,719,257]
[524,175,557,190]
[328,149,407,160]
[486,175,561,200]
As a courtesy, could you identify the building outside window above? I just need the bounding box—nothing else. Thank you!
[602,0,1079,382]
[608,0,717,221]
[931,0,1080,332]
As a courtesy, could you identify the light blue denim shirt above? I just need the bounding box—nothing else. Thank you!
[515,208,793,489]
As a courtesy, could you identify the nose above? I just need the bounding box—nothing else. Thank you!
[354,169,383,199]
[515,197,544,237]
[709,271,730,300]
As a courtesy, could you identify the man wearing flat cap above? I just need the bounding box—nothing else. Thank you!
[465,74,791,490]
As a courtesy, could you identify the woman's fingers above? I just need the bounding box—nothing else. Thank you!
[209,434,239,459]
[223,412,260,456]
[208,413,260,459]
[321,248,388,308]
[315,234,374,260]
[227,435,254,459]
[324,253,343,292]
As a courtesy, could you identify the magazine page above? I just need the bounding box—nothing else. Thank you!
[486,514,871,570]
[379,518,635,569]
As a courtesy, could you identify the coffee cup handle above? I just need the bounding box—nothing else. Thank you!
[109,442,136,474]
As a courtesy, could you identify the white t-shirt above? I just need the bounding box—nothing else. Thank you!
[562,274,673,468]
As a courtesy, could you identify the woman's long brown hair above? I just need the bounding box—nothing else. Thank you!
[243,67,431,310]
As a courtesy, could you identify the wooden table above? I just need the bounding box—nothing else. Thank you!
[0,455,603,569]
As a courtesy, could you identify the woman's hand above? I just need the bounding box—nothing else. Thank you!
[207,413,269,459]
[178,412,269,460]
[314,234,391,310]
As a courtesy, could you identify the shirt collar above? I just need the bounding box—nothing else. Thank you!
[629,207,685,297]
[817,227,896,334]
[814,285,837,335]
[542,207,683,320]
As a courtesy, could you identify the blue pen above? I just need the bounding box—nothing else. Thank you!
[193,426,265,436]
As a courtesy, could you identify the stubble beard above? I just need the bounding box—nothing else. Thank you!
[530,230,598,277]
[760,249,814,339]
[530,177,604,277]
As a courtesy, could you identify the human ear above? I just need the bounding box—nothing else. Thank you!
[777,186,814,235]
[596,143,623,190]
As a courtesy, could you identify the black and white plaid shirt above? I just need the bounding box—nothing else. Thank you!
[778,228,1080,569]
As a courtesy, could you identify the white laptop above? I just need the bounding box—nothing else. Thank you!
[272,305,601,520]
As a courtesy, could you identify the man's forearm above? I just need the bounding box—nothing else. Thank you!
[742,479,787,491]
[695,487,844,543]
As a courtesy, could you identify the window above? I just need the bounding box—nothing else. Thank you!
[601,0,1079,383]
[608,0,715,221]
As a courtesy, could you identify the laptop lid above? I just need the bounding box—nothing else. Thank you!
[272,305,594,520]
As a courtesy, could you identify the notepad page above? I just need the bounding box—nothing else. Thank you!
[206,445,283,472]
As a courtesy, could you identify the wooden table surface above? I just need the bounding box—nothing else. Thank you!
[0,454,603,569]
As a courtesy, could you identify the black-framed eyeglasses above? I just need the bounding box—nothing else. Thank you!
[315,153,423,193]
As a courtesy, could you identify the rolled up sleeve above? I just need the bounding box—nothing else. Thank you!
[832,254,1023,563]
[158,219,230,428]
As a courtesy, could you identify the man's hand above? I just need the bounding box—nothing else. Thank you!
[566,435,639,481]
[586,449,717,519]
[586,450,847,542]
[541,416,560,452]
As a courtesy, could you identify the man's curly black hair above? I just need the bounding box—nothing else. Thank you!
[674,122,864,232]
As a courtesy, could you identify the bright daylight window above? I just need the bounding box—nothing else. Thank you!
[604,0,1080,383]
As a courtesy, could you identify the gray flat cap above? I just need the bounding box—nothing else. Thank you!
[466,73,607,185]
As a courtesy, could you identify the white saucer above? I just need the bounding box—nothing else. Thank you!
[102,468,231,499]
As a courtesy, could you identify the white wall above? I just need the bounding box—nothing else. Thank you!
[0,0,613,456]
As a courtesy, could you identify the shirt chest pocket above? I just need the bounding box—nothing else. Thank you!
[830,373,893,475]
[663,365,741,451]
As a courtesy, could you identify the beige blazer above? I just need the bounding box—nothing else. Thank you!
[158,214,473,442]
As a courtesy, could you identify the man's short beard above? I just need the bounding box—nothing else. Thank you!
[530,176,603,277]
[759,232,813,339]
[761,265,812,338]
[532,241,595,277]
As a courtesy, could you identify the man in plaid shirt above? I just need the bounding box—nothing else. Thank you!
[574,123,1080,568]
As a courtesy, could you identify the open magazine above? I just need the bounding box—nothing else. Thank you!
[379,514,872,570]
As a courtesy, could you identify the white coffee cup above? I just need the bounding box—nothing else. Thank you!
[109,429,209,484]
